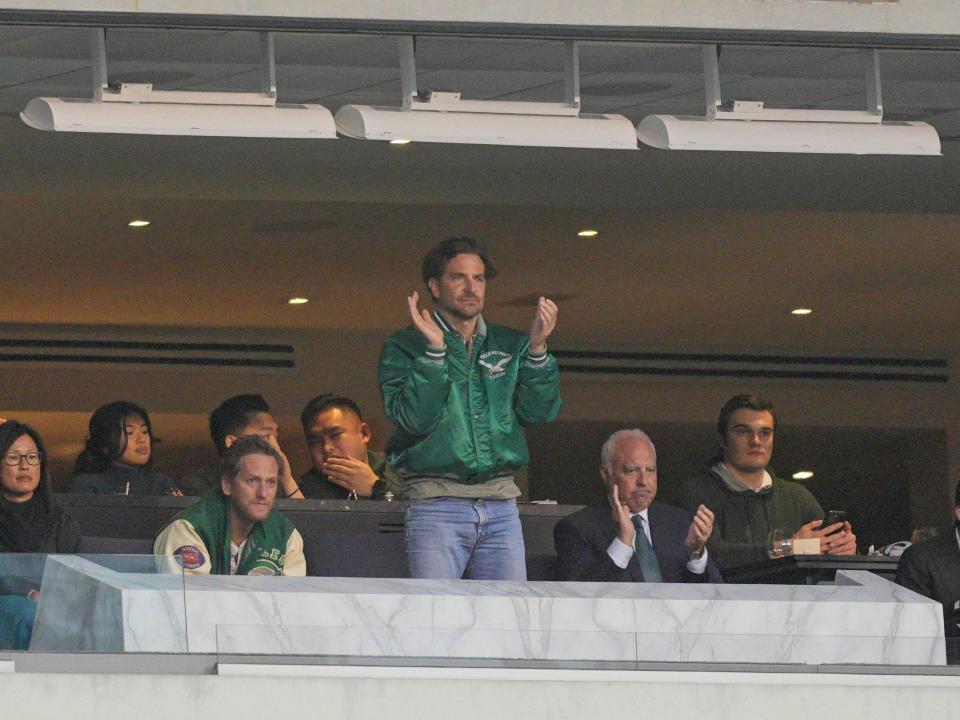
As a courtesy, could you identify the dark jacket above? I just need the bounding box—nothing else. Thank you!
[554,501,722,583]
[679,470,823,571]
[69,465,177,496]
[0,499,80,554]
[0,495,81,596]
[897,530,960,664]
[177,463,221,496]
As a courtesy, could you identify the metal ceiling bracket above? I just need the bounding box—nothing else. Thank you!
[399,36,418,110]
[563,41,580,110]
[703,44,722,119]
[865,49,883,117]
[91,27,108,100]
[89,28,279,104]
[396,36,581,116]
[700,43,885,124]
[260,32,277,99]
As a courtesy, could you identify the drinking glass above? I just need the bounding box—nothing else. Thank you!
[767,527,793,558]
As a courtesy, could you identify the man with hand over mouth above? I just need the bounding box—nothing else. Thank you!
[298,393,401,500]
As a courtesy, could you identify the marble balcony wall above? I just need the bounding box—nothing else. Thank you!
[29,556,946,665]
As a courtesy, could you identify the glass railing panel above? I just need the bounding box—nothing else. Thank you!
[0,553,187,653]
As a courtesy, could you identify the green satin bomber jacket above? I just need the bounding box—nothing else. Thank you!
[378,310,562,485]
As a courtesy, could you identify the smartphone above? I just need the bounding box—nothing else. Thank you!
[820,510,848,534]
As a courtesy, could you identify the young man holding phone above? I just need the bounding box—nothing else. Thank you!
[679,394,857,571]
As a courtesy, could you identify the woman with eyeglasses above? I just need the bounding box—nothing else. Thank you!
[0,420,81,649]
[69,401,181,496]
[0,420,80,553]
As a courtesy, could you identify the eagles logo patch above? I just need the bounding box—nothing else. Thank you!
[173,545,206,570]
[479,350,512,379]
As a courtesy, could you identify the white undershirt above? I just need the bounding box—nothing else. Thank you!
[229,539,247,575]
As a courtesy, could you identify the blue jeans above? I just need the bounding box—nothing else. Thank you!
[405,497,527,580]
[0,595,37,650]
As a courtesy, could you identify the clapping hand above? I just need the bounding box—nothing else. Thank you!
[529,297,558,354]
[609,485,636,546]
[408,291,445,349]
[684,505,714,553]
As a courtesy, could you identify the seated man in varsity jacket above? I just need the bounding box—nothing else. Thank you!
[154,436,306,576]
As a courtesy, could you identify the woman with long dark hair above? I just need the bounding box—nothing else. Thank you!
[69,401,180,495]
[0,420,80,649]
[0,419,80,553]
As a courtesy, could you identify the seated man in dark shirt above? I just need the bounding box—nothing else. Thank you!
[179,394,302,500]
[897,480,960,664]
[555,428,720,583]
[680,394,856,571]
[298,393,401,500]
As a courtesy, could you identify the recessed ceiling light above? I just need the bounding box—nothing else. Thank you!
[791,307,813,315]
[792,471,814,480]
[389,139,411,145]
[577,229,599,237]
[127,219,150,228]
[287,297,309,305]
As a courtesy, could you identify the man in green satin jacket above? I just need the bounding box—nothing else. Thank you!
[379,237,562,580]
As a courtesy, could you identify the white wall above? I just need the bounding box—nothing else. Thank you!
[3,664,960,720]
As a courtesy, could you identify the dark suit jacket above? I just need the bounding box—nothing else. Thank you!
[896,531,960,663]
[554,500,722,583]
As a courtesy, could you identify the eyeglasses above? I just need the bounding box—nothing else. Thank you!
[730,426,774,441]
[3,451,43,466]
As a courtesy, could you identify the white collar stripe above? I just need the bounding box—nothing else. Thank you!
[432,310,452,333]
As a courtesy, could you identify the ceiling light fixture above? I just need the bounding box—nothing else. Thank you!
[791,308,813,315]
[127,219,151,228]
[792,471,814,480]
[577,229,599,237]
[21,30,337,139]
[287,297,309,305]
[335,38,637,150]
[637,47,940,155]
[389,138,411,145]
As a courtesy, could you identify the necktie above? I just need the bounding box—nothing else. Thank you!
[631,514,663,583]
